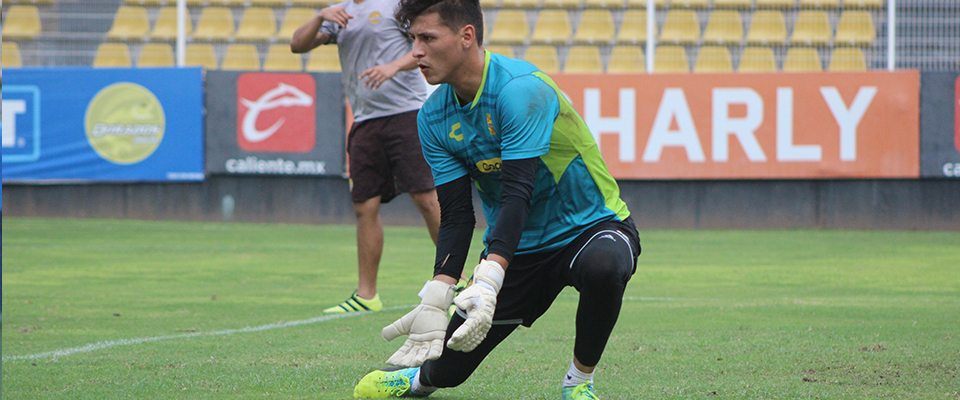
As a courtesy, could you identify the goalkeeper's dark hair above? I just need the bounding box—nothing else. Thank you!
[396,0,484,46]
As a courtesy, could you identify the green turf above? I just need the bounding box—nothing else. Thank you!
[2,218,959,399]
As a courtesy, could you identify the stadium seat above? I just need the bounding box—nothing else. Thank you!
[542,0,581,9]
[790,10,832,46]
[264,44,303,71]
[485,45,516,58]
[702,10,744,45]
[653,45,689,73]
[235,7,277,42]
[574,10,615,45]
[277,8,317,43]
[306,45,341,72]
[291,0,329,6]
[617,10,654,45]
[738,46,777,72]
[249,0,287,6]
[2,6,43,40]
[746,10,786,45]
[530,10,572,44]
[799,0,840,8]
[480,0,500,9]
[3,42,24,68]
[828,47,866,71]
[523,45,560,73]
[607,45,645,73]
[193,7,235,42]
[186,43,218,69]
[671,0,709,8]
[755,0,795,8]
[137,43,175,67]
[124,0,164,5]
[834,11,875,46]
[500,0,541,9]
[150,7,193,42]
[626,0,667,7]
[783,46,822,71]
[564,45,603,73]
[583,0,623,9]
[694,46,733,73]
[107,6,150,41]
[487,10,530,45]
[843,0,883,8]
[659,10,701,45]
[713,0,753,8]
[93,43,132,68]
[222,44,261,70]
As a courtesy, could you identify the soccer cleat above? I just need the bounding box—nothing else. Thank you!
[323,291,383,314]
[562,382,601,400]
[354,367,430,398]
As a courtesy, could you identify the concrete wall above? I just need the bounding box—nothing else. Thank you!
[3,178,958,230]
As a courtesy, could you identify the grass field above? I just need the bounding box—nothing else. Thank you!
[2,217,959,399]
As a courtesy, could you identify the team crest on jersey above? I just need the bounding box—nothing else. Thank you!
[449,122,463,141]
[475,157,502,173]
[368,11,382,24]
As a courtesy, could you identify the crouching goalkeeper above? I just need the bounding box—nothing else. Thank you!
[353,0,641,397]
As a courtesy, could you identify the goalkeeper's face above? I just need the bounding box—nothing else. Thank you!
[409,12,474,85]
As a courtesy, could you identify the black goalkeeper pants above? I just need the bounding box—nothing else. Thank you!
[419,217,641,388]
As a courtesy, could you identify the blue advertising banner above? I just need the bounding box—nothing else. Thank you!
[2,67,205,182]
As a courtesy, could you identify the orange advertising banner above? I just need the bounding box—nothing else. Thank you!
[550,71,920,179]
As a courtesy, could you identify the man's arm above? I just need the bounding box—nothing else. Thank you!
[290,7,353,53]
[360,51,419,89]
[483,157,538,268]
[431,175,476,283]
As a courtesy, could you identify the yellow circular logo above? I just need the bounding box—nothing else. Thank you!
[369,11,382,24]
[85,82,165,165]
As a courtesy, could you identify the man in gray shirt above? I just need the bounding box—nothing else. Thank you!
[291,0,442,314]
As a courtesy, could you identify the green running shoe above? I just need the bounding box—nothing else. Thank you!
[562,382,600,400]
[354,367,429,398]
[323,291,382,314]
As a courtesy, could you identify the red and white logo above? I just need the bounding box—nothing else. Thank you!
[237,73,316,153]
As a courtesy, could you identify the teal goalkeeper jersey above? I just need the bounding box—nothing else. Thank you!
[418,50,631,255]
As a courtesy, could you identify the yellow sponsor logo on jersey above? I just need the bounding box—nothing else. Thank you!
[475,157,502,173]
[449,122,463,141]
[486,113,496,136]
[368,11,382,24]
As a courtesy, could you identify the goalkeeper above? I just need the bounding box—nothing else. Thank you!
[353,0,641,398]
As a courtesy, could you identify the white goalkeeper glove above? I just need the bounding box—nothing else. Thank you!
[381,280,456,367]
[447,259,505,352]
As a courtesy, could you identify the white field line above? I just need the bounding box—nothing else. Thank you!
[2,304,416,363]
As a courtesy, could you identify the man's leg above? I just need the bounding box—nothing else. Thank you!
[408,189,440,245]
[354,195,384,300]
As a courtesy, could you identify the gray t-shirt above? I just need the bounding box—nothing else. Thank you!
[321,0,427,122]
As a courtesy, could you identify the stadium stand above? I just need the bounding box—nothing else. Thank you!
[746,10,787,45]
[277,8,316,43]
[138,43,175,67]
[291,0,328,6]
[799,0,840,8]
[738,46,777,72]
[584,0,623,9]
[500,0,541,9]
[485,45,516,58]
[106,6,149,41]
[790,10,832,46]
[755,0,795,8]
[564,45,603,73]
[222,44,261,70]
[617,10,654,44]
[150,7,192,42]
[235,7,278,42]
[671,0,710,8]
[185,43,218,69]
[607,45,645,73]
[659,9,701,45]
[3,42,24,68]
[654,45,690,72]
[573,10,615,45]
[626,0,667,8]
[93,42,132,68]
[543,0,581,9]
[844,0,882,8]
[306,45,341,72]
[487,10,530,45]
[828,47,866,71]
[834,10,875,46]
[530,10,572,45]
[702,10,744,45]
[694,46,734,72]
[3,5,43,40]
[523,45,560,72]
[7,0,56,4]
[264,44,303,71]
[713,0,753,8]
[193,7,235,42]
[783,46,822,71]
[481,0,500,9]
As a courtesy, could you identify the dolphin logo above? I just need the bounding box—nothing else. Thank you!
[240,83,314,143]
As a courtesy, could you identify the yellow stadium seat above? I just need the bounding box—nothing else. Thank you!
[291,0,329,6]
[671,0,709,8]
[799,0,840,8]
[791,10,832,46]
[617,10,655,44]
[277,8,316,43]
[137,43,174,67]
[523,45,560,73]
[2,6,42,40]
[222,44,261,70]
[608,46,645,73]
[249,0,287,6]
[713,0,752,8]
[107,6,150,41]
[264,44,303,71]
[583,0,623,9]
[235,7,277,42]
[564,45,603,73]
[626,0,667,8]
[93,43,132,68]
[193,7,235,42]
[738,46,777,72]
[543,0,581,9]
[501,0,541,9]
[834,11,875,46]
[654,45,689,73]
[694,46,733,73]
[186,43,218,69]
[702,10,743,45]
[783,47,822,71]
[306,45,341,72]
[151,7,193,42]
[828,47,866,71]
[125,0,164,5]
[480,0,500,9]
[659,10,700,45]
[844,0,883,8]
[530,10,572,45]
[3,42,24,68]
[755,0,795,7]
[485,45,516,58]
[487,10,530,45]
[746,10,786,45]
[574,10,615,45]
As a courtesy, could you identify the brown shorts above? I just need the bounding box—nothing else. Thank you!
[347,110,435,203]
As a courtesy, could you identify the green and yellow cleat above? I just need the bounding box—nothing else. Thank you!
[562,382,600,400]
[354,367,429,398]
[323,291,382,314]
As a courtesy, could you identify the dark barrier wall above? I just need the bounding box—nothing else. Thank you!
[3,178,958,230]
[919,71,960,178]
